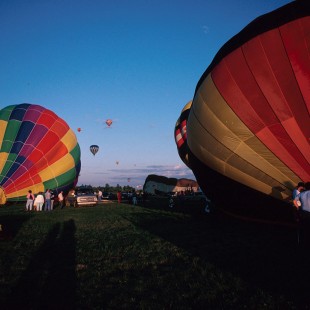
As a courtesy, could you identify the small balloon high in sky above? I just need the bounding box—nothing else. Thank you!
[90,145,99,156]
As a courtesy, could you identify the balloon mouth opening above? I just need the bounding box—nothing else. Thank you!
[0,187,6,205]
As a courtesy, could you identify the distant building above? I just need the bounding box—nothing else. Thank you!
[143,174,199,195]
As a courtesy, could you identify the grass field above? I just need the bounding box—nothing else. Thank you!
[0,198,309,309]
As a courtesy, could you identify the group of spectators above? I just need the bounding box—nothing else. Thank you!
[25,189,65,211]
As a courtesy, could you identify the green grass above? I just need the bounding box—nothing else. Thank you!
[0,199,309,309]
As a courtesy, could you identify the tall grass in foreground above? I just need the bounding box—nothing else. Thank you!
[0,200,309,309]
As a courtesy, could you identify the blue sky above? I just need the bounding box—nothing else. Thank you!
[0,0,292,188]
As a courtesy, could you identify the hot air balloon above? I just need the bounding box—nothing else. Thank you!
[77,128,81,132]
[116,161,119,165]
[175,1,310,215]
[106,119,112,127]
[0,103,81,204]
[90,145,99,156]
[174,101,192,167]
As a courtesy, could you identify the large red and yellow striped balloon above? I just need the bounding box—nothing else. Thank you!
[0,103,81,204]
[175,1,310,211]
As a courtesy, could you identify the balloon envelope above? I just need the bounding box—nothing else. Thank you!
[106,119,112,127]
[0,103,81,204]
[175,1,310,212]
[90,145,99,156]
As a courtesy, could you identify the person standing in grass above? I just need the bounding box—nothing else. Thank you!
[117,191,122,203]
[132,191,137,205]
[98,190,102,202]
[35,192,44,211]
[58,191,64,209]
[294,182,310,212]
[51,191,55,210]
[44,189,52,211]
[293,182,305,201]
[294,182,310,244]
[25,190,35,211]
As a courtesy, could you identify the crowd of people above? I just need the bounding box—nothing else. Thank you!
[25,188,142,211]
[25,189,65,211]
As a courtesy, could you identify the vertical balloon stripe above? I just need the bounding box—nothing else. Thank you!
[212,33,310,181]
[61,129,77,152]
[1,120,21,153]
[70,144,81,165]
[6,179,45,199]
[4,159,26,181]
[5,173,42,195]
[175,128,184,147]
[39,153,75,182]
[9,105,28,121]
[19,144,36,161]
[0,152,9,178]
[27,150,45,169]
[23,107,42,123]
[44,142,68,166]
[180,120,187,139]
[282,17,310,115]
[0,121,8,149]
[20,125,48,158]
[11,121,35,154]
[4,161,39,193]
[28,104,45,113]
[243,23,310,158]
[36,130,61,155]
[191,74,300,191]
[50,167,77,189]
[0,153,17,184]
[7,163,28,184]
[50,120,69,139]
[43,177,59,190]
[0,105,15,121]
[37,109,58,128]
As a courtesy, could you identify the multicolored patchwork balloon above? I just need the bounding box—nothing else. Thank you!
[175,1,310,211]
[0,103,81,204]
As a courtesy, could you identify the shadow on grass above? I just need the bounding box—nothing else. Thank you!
[5,219,76,309]
[131,207,310,308]
[0,214,33,241]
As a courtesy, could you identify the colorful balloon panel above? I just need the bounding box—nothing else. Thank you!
[0,104,81,203]
[176,1,310,210]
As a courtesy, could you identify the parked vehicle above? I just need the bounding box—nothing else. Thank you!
[66,187,97,207]
[102,192,115,200]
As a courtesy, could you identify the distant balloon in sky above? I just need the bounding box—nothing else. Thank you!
[77,128,81,132]
[0,103,81,204]
[116,161,119,165]
[90,145,99,156]
[174,101,192,168]
[175,1,310,211]
[106,119,112,127]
